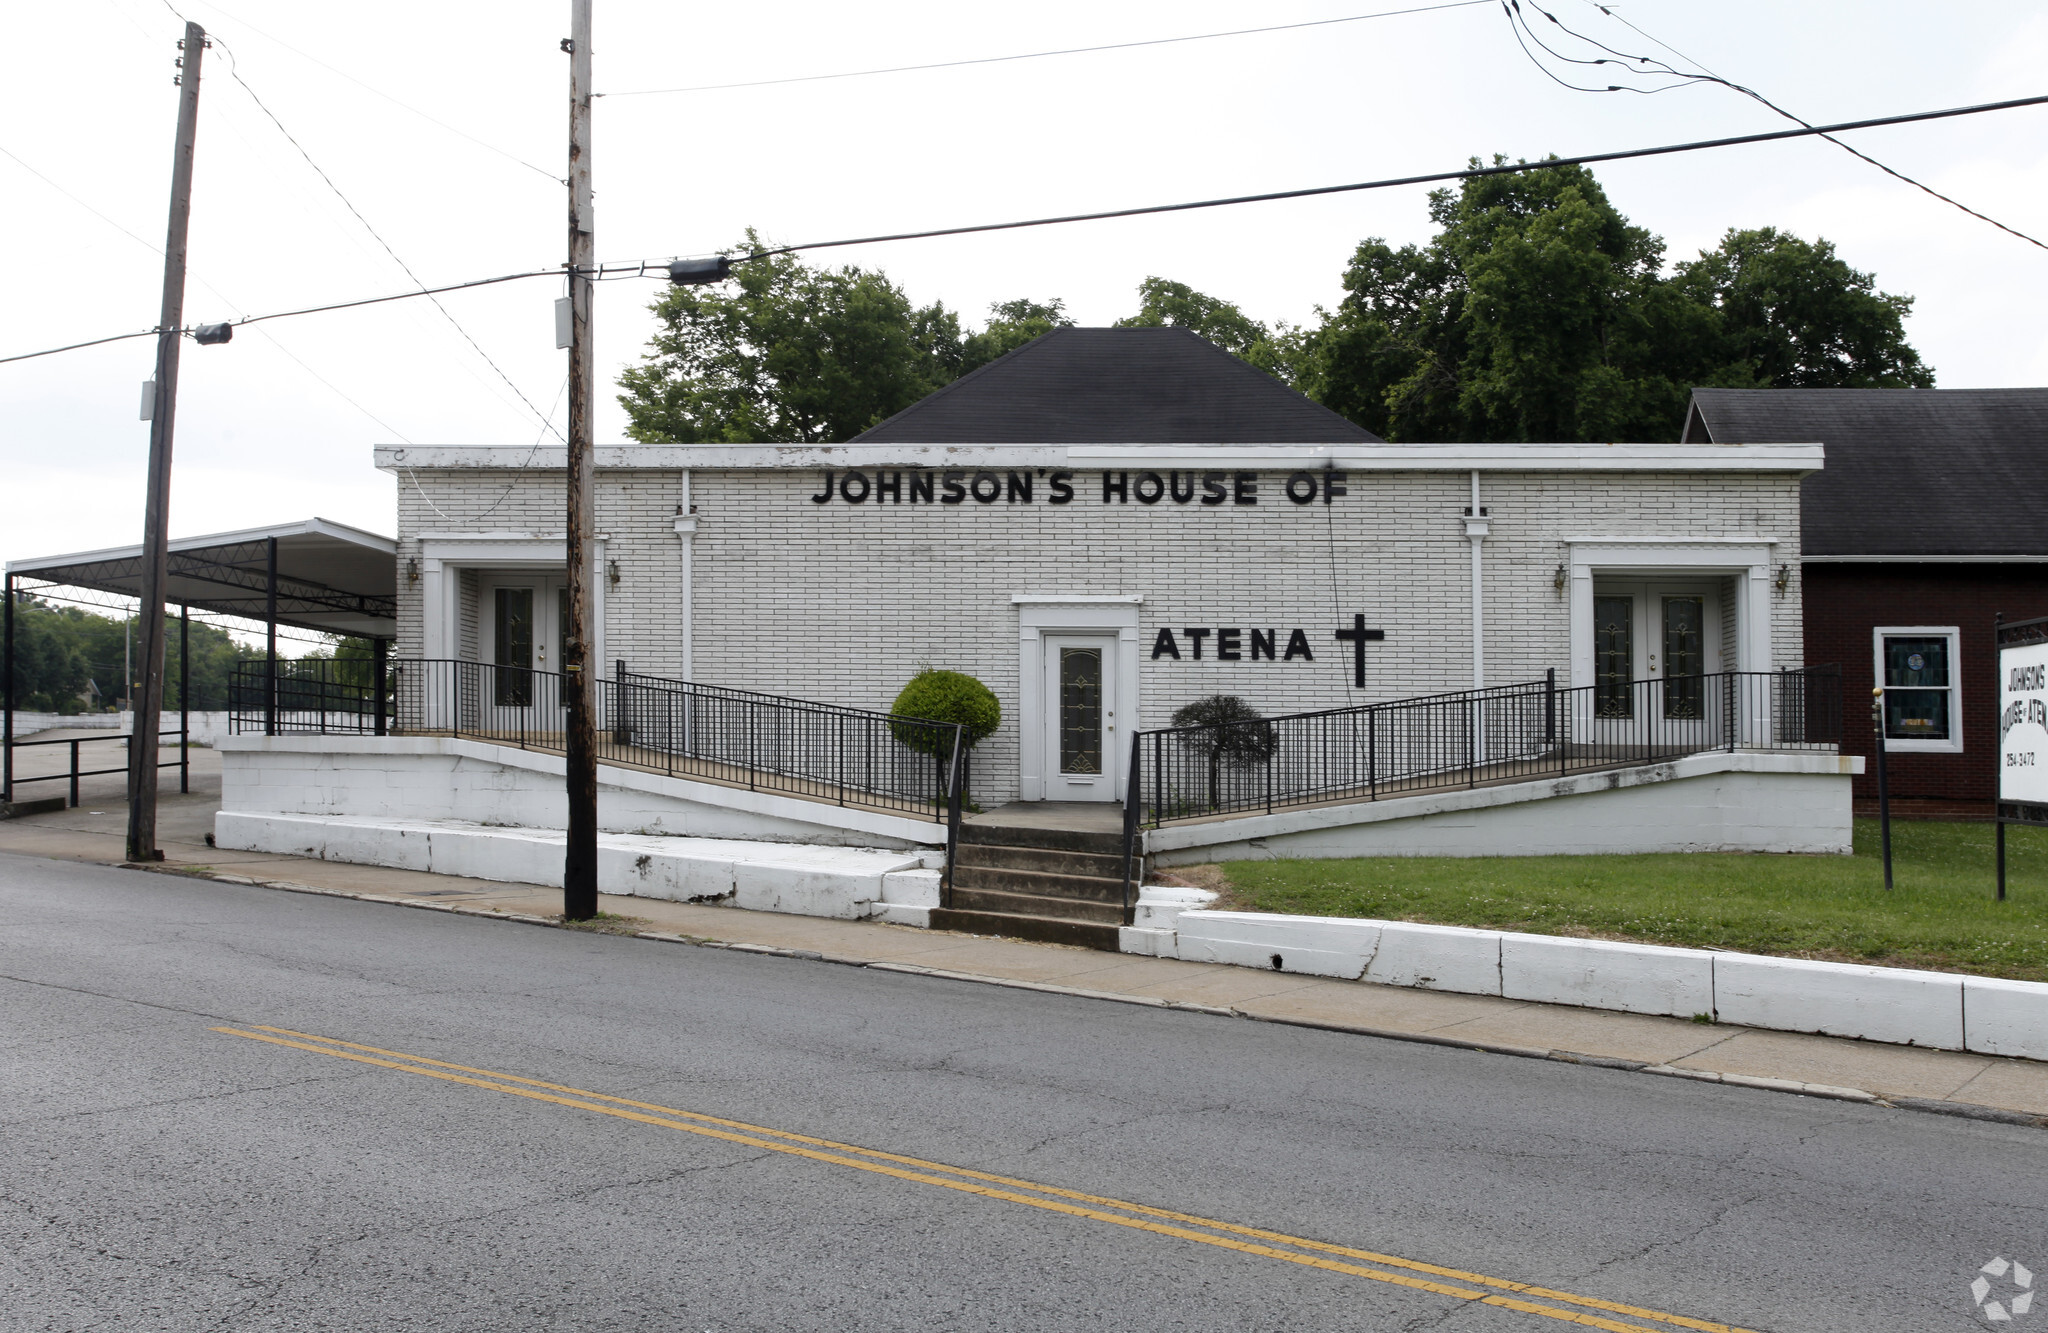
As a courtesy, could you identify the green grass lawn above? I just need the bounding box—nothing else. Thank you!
[1216,819,2048,982]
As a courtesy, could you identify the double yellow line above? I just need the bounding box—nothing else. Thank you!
[215,1024,1760,1333]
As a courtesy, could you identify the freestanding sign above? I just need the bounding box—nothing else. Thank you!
[1995,613,2048,899]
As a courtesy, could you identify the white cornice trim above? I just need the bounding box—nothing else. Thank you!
[1010,594,1145,605]
[375,441,1824,474]
[1564,536,1781,547]
[1804,553,2048,564]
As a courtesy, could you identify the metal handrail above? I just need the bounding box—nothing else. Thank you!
[2,729,186,808]
[1127,665,1843,832]
[231,657,964,824]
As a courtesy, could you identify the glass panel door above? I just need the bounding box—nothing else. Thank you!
[493,587,534,707]
[1595,596,1633,718]
[1041,634,1118,801]
[1058,647,1103,775]
[1661,596,1704,720]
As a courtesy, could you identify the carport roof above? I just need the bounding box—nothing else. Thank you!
[7,517,397,639]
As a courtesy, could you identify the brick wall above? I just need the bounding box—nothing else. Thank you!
[388,460,1804,805]
[686,466,1803,802]
[393,466,691,681]
[1803,563,2048,807]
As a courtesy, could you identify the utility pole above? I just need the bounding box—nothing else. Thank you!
[561,0,598,919]
[128,21,205,864]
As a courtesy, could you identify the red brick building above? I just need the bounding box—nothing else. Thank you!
[1684,388,2048,816]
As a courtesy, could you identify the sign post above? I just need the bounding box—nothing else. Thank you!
[1994,611,2048,901]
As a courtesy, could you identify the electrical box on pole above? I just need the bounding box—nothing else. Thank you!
[128,21,207,864]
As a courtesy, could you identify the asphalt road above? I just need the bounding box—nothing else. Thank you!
[3,851,2042,1332]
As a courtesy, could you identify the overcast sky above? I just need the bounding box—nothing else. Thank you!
[5,0,2046,571]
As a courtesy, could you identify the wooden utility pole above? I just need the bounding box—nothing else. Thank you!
[128,21,206,863]
[562,0,598,918]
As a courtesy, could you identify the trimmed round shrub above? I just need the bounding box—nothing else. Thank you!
[892,668,1001,756]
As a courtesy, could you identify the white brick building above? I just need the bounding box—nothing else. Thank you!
[377,328,1818,809]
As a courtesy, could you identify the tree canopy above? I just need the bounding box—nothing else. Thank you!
[618,230,1075,444]
[4,598,268,713]
[1295,161,1932,442]
[618,180,1934,446]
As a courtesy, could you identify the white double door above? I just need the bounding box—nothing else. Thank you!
[477,572,568,724]
[1591,580,1723,739]
[1040,634,1122,801]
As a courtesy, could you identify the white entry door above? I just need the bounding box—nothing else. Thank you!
[1591,581,1724,744]
[1042,634,1121,801]
[477,573,567,728]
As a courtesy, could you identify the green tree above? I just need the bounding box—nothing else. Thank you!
[961,298,1074,375]
[1297,160,1931,442]
[1116,277,1269,356]
[1113,277,1307,382]
[619,233,1079,443]
[4,598,264,712]
[619,232,954,444]
[1676,227,1933,389]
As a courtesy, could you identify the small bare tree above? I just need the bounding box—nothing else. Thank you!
[1171,695,1278,811]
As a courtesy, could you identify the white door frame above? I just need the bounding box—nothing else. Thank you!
[1568,540,1775,688]
[1591,578,1725,742]
[1013,595,1143,801]
[416,532,607,668]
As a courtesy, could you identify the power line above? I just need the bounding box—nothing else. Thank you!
[169,0,562,184]
[732,91,2048,263]
[3,138,418,440]
[0,269,555,367]
[1509,0,2048,252]
[599,0,1494,98]
[212,37,567,439]
[9,92,2048,369]
[0,145,167,256]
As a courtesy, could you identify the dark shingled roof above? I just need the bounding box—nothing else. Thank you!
[1683,387,2048,557]
[853,326,1384,443]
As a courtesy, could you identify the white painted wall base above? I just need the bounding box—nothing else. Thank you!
[1144,750,1864,864]
[1133,909,2048,1059]
[215,810,944,923]
[8,711,231,744]
[217,734,949,850]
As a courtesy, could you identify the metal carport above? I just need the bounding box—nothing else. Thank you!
[3,517,397,802]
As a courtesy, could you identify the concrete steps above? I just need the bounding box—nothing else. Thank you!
[936,819,1131,951]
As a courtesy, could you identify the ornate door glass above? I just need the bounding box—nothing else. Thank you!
[1058,647,1103,774]
[1661,596,1704,719]
[493,587,534,707]
[1594,596,1632,718]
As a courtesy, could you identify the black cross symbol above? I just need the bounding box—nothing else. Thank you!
[1334,613,1385,688]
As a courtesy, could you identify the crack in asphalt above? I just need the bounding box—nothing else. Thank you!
[0,1069,370,1129]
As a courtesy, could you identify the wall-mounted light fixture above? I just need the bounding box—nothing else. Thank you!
[1775,563,1791,596]
[1553,563,1567,595]
[406,558,419,584]
[607,559,620,585]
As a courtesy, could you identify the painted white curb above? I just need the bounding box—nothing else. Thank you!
[1712,953,1962,1050]
[1138,908,2048,1058]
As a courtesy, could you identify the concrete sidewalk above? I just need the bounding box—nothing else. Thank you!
[4,781,2045,1126]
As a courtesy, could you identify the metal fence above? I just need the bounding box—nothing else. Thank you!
[1,729,188,806]
[1124,666,1843,831]
[232,657,964,824]
[229,658,387,735]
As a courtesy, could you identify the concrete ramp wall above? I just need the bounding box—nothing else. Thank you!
[1144,750,1863,864]
[217,734,949,851]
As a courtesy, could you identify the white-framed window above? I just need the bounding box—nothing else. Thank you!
[1873,626,1963,753]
